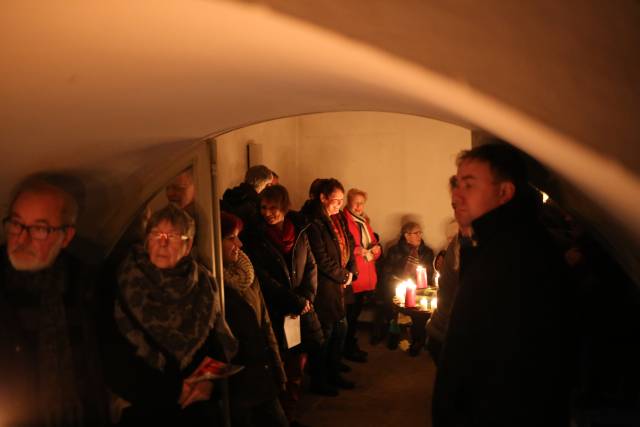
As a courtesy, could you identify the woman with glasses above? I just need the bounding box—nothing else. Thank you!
[101,204,236,426]
[300,178,357,396]
[379,221,434,353]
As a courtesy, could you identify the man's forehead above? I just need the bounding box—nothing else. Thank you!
[11,191,64,222]
[457,159,493,178]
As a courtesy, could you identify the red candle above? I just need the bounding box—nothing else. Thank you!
[405,282,416,308]
[416,266,428,289]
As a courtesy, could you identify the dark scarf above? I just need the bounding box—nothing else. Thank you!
[404,244,421,278]
[265,217,296,255]
[115,245,214,372]
[1,250,84,426]
[330,214,349,268]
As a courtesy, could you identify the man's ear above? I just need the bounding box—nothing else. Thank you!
[498,181,516,205]
[61,226,76,248]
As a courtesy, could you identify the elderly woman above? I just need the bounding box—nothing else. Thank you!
[342,188,382,363]
[301,178,357,395]
[220,211,289,427]
[244,184,322,424]
[381,221,434,354]
[102,204,235,426]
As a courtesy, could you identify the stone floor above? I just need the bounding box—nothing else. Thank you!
[296,325,437,427]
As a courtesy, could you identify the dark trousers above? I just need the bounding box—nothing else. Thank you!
[345,292,367,350]
[308,317,347,385]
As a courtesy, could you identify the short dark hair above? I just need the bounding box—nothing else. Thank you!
[457,142,527,189]
[260,184,291,213]
[401,221,421,236]
[9,177,79,225]
[317,178,344,199]
[220,211,243,238]
[244,165,273,190]
[146,204,195,239]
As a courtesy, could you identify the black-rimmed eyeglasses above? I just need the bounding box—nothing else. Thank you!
[2,218,69,241]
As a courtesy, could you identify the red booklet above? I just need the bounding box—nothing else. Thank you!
[187,357,244,383]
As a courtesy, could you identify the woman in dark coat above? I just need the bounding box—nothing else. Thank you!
[380,221,434,353]
[220,211,289,427]
[300,178,357,395]
[101,204,236,426]
[244,184,322,425]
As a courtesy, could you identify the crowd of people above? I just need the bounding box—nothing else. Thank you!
[1,142,630,427]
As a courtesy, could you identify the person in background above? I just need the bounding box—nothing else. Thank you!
[244,184,322,427]
[221,165,274,235]
[0,177,107,426]
[301,178,357,395]
[432,143,572,427]
[102,205,235,426]
[220,212,289,427]
[342,188,382,363]
[166,168,196,218]
[433,250,446,274]
[381,221,434,354]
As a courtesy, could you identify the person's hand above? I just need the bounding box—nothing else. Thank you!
[354,247,365,256]
[179,379,214,409]
[301,299,312,315]
[371,245,381,256]
[343,272,353,288]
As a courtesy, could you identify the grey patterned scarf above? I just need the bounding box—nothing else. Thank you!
[115,245,214,371]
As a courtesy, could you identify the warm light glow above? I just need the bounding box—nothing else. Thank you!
[541,191,549,203]
[420,297,429,310]
[434,271,440,287]
[395,281,407,304]
[431,297,438,310]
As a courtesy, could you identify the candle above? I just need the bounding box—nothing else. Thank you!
[405,281,417,308]
[431,296,438,310]
[395,282,407,304]
[419,297,429,311]
[416,265,428,289]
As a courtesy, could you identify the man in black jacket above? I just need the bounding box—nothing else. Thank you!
[0,177,107,426]
[432,143,572,427]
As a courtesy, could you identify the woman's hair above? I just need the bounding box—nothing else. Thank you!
[347,188,367,204]
[146,204,195,239]
[260,184,291,213]
[400,221,421,236]
[308,178,325,199]
[317,178,344,198]
[220,211,243,238]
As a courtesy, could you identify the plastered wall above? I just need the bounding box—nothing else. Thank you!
[216,112,470,252]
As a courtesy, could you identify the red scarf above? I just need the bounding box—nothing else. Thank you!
[330,214,349,268]
[266,217,296,255]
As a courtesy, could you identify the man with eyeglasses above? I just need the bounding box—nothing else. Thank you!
[0,177,107,426]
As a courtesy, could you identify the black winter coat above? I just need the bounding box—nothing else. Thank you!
[301,199,357,325]
[432,198,573,427]
[244,211,324,353]
[221,183,261,231]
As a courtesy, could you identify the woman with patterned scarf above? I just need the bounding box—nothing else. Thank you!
[342,188,382,363]
[220,211,289,427]
[102,204,236,426]
[300,178,357,396]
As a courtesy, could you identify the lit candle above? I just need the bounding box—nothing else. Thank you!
[395,282,407,304]
[431,296,438,310]
[405,281,417,308]
[419,297,429,311]
[416,266,428,289]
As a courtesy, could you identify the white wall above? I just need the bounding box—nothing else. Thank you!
[216,112,470,252]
